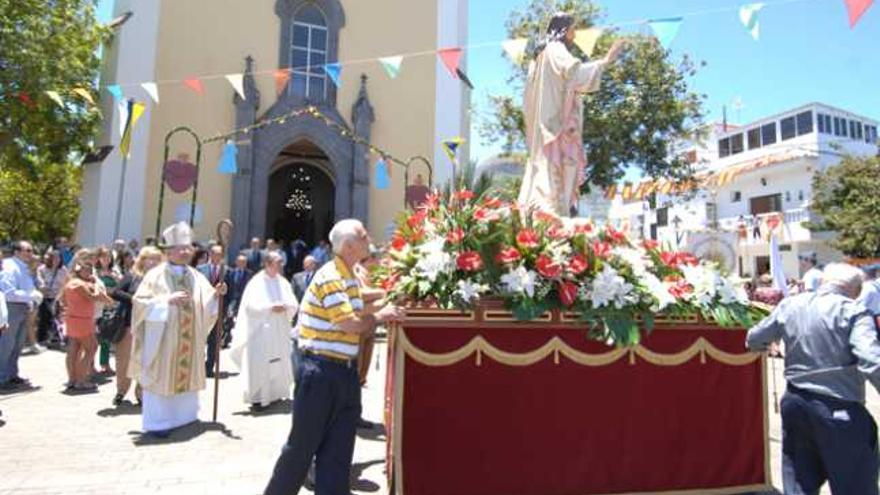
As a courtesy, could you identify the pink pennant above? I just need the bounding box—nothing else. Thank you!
[437,47,462,79]
[183,78,204,95]
[844,0,874,27]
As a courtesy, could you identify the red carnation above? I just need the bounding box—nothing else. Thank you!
[446,227,465,244]
[668,279,693,299]
[482,196,503,209]
[456,251,483,272]
[381,273,401,292]
[453,189,475,202]
[558,280,579,307]
[643,240,659,251]
[592,240,612,259]
[536,255,562,279]
[516,229,540,249]
[390,234,407,252]
[474,207,500,222]
[568,254,589,275]
[659,251,678,268]
[495,246,522,264]
[573,222,593,234]
[677,252,699,266]
[546,224,571,241]
[605,226,626,245]
[407,210,427,229]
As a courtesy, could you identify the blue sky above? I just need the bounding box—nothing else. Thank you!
[97,0,877,163]
[468,0,879,162]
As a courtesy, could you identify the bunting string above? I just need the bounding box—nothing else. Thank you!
[31,0,862,102]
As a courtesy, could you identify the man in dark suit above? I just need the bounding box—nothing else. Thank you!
[290,255,318,302]
[224,253,253,347]
[197,244,229,377]
[241,237,263,273]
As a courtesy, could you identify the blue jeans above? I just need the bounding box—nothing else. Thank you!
[0,304,29,383]
[781,385,879,495]
[264,353,360,495]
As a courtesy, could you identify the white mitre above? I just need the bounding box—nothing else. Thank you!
[162,221,194,247]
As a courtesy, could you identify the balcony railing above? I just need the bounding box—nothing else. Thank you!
[714,208,814,243]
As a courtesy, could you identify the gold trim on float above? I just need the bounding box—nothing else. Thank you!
[397,329,761,368]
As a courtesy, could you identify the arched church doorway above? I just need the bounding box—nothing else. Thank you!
[266,141,335,249]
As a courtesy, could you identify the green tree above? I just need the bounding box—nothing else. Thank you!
[0,0,110,170]
[808,155,880,259]
[479,0,705,191]
[0,163,82,243]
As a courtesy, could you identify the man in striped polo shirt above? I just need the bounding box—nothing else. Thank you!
[265,219,403,495]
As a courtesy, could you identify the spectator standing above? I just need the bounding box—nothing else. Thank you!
[96,246,122,374]
[798,252,823,292]
[0,241,42,390]
[242,237,264,273]
[197,244,229,377]
[37,250,68,346]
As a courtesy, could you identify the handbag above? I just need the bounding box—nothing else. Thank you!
[97,306,128,343]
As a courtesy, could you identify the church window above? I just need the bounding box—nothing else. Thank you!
[290,5,328,99]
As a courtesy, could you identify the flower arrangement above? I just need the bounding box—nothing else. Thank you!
[375,189,764,346]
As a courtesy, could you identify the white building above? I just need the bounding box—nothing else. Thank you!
[609,103,878,279]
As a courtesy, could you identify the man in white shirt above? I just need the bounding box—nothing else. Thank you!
[799,252,823,292]
[858,263,880,316]
[0,241,41,390]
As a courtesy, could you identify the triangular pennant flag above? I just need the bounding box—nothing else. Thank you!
[573,28,603,57]
[106,85,123,100]
[117,100,128,138]
[73,88,95,105]
[183,78,204,95]
[438,47,462,79]
[375,159,390,190]
[119,100,146,158]
[141,82,159,104]
[45,91,65,109]
[648,17,684,49]
[325,63,342,87]
[455,68,475,89]
[225,74,246,100]
[217,140,238,174]
[739,3,764,41]
[442,137,465,166]
[844,0,874,27]
[379,56,403,79]
[501,38,528,64]
[274,69,291,95]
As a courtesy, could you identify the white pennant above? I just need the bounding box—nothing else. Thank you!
[739,3,764,41]
[501,38,528,64]
[117,100,128,139]
[225,73,246,100]
[141,82,160,104]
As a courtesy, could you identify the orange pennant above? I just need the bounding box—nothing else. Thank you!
[183,78,204,95]
[274,69,291,95]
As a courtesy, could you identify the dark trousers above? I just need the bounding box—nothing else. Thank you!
[206,328,220,375]
[36,298,57,343]
[781,385,879,495]
[264,353,360,495]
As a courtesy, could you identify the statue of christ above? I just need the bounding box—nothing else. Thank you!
[518,13,626,217]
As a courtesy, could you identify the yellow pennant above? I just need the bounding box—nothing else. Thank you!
[574,28,603,57]
[119,101,146,159]
[73,88,95,106]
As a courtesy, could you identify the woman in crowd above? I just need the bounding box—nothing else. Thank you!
[61,250,112,391]
[37,250,67,347]
[95,246,122,374]
[110,246,163,406]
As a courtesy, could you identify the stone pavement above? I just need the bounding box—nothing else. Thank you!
[2,342,879,494]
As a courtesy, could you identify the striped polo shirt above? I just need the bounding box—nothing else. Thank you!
[296,257,364,360]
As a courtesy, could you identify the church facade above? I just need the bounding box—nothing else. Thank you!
[77,0,469,250]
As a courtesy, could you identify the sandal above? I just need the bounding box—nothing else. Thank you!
[113,394,124,406]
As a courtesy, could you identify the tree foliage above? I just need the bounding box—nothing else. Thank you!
[0,163,83,243]
[808,155,880,258]
[0,0,110,169]
[478,0,706,192]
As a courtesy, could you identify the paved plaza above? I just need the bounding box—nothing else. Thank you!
[1,341,878,494]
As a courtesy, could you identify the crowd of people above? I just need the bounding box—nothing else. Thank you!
[0,219,401,493]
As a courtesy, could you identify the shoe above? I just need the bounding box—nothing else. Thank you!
[113,394,124,406]
[100,366,114,375]
[0,381,18,391]
[146,429,171,439]
[206,371,215,378]
[74,382,98,391]
[10,376,29,385]
[356,417,375,429]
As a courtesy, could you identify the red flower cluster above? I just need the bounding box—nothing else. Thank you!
[453,189,475,202]
[516,229,540,249]
[456,251,483,272]
[558,281,578,307]
[665,276,693,299]
[482,196,504,209]
[407,210,427,229]
[546,224,571,241]
[495,246,521,265]
[381,272,401,292]
[535,255,562,279]
[642,240,659,251]
[605,226,627,245]
[390,233,407,252]
[568,254,589,275]
[446,227,465,244]
[592,240,612,259]
[659,251,699,268]
[474,207,501,222]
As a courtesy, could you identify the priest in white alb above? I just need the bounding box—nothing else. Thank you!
[230,251,298,410]
[130,222,225,437]
[519,13,626,217]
